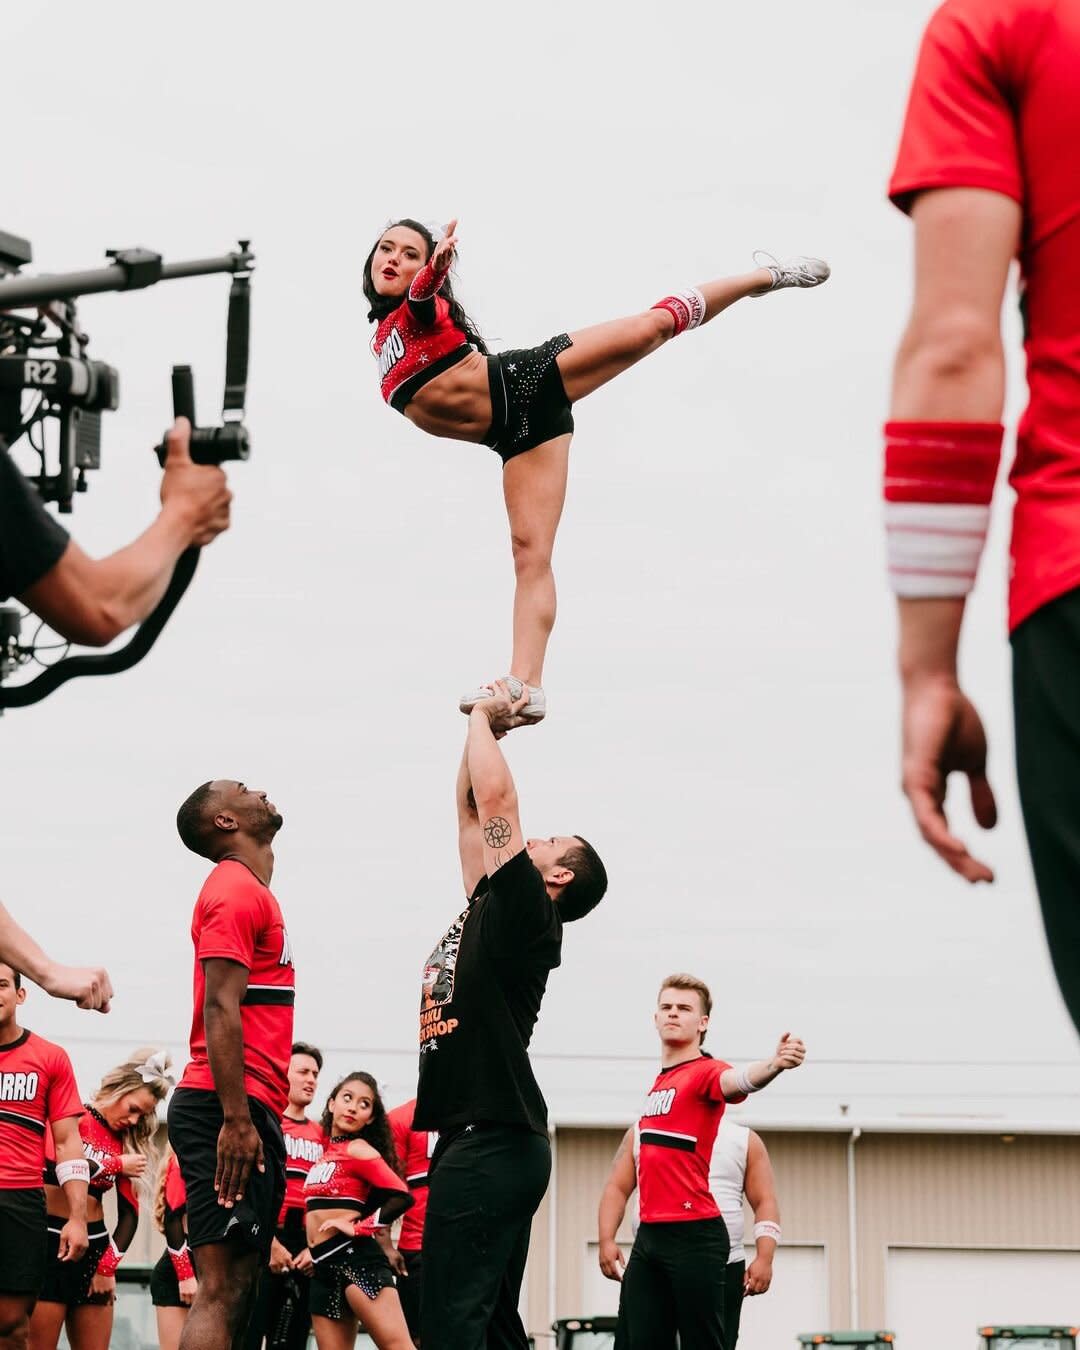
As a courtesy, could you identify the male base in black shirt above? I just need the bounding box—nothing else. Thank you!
[415,682,608,1350]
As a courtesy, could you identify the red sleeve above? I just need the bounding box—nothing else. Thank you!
[703,1059,746,1105]
[45,1046,84,1124]
[889,1,1023,213]
[164,1156,187,1211]
[388,1108,409,1163]
[195,873,263,968]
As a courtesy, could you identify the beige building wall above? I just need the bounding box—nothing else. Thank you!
[529,1126,1080,1336]
[855,1132,1080,1326]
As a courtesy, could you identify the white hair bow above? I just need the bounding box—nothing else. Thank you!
[137,1049,175,1087]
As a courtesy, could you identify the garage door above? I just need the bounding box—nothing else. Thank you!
[581,1241,827,1348]
[888,1246,1080,1349]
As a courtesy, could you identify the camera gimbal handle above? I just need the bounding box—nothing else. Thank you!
[0,548,199,709]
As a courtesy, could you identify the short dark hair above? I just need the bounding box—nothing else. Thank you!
[0,963,21,990]
[555,836,608,922]
[291,1041,323,1070]
[176,782,219,859]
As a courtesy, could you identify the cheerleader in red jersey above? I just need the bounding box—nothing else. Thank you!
[304,1073,414,1350]
[603,975,804,1350]
[386,1097,435,1347]
[29,1048,172,1350]
[150,1149,197,1350]
[0,964,88,1349]
[364,219,830,724]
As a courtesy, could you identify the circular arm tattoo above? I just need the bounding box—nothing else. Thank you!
[483,816,513,849]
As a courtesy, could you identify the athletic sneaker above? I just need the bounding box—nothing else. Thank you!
[459,675,546,723]
[750,252,831,294]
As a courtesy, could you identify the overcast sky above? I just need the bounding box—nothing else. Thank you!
[4,0,1077,1128]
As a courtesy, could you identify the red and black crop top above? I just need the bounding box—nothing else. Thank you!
[303,1138,412,1225]
[372,262,471,413]
[44,1106,140,1269]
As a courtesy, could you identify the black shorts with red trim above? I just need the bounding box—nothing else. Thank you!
[168,1088,285,1258]
[0,1186,47,1296]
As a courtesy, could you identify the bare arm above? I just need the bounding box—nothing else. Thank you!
[203,957,263,1207]
[0,901,112,1012]
[889,188,1021,884]
[20,420,230,646]
[743,1131,779,1295]
[718,1034,806,1102]
[597,1128,636,1282]
[52,1114,89,1262]
[456,743,485,896]
[467,691,529,876]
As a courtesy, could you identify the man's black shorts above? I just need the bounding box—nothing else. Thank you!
[0,1186,47,1296]
[168,1088,285,1258]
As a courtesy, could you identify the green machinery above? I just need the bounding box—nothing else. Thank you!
[797,1335,896,1348]
[979,1329,1078,1349]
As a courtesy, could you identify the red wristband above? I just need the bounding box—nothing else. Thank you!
[168,1243,195,1281]
[96,1239,122,1278]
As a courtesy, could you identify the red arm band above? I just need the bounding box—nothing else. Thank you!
[883,421,1003,504]
[168,1243,196,1281]
[96,1239,123,1278]
[408,261,447,303]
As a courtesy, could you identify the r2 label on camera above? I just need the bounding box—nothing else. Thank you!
[22,359,57,385]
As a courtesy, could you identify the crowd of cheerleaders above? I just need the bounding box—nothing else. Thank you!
[0,1021,433,1350]
[0,994,785,1350]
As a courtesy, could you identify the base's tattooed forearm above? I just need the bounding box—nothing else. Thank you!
[483,816,513,849]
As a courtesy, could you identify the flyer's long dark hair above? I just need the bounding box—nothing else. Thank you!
[363,217,488,353]
[320,1071,401,1176]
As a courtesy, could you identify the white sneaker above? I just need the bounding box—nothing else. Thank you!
[459,675,547,722]
[751,252,831,294]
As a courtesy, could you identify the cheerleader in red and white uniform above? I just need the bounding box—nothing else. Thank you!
[30,1048,172,1350]
[364,219,829,725]
[304,1072,413,1350]
[150,1147,197,1350]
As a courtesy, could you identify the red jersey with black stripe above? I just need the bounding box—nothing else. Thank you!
[280,1115,326,1223]
[387,1099,437,1252]
[303,1139,411,1224]
[635,1054,743,1224]
[0,1029,82,1189]
[889,0,1080,630]
[178,860,295,1116]
[372,263,469,411]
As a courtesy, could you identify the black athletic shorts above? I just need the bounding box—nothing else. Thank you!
[308,1234,396,1320]
[398,1247,422,1340]
[168,1088,285,1258]
[38,1218,109,1306]
[483,334,574,462]
[0,1186,48,1296]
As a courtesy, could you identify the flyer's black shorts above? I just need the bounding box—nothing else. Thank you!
[168,1088,285,1258]
[0,1186,48,1297]
[308,1235,396,1320]
[38,1218,109,1307]
[483,335,574,462]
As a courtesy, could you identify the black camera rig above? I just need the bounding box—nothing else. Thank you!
[0,227,254,710]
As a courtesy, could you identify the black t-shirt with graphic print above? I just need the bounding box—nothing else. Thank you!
[413,848,563,1137]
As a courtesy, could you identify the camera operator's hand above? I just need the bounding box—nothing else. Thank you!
[20,416,233,647]
[160,417,232,547]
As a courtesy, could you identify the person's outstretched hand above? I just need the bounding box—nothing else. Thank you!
[471,679,530,736]
[901,675,997,883]
[431,219,459,274]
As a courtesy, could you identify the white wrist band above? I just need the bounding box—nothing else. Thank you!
[734,1066,760,1095]
[55,1158,91,1187]
[754,1221,782,1244]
